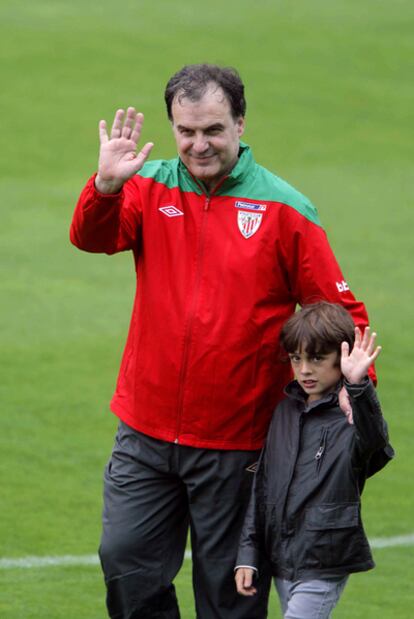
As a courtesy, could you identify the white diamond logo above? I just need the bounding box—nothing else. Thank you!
[159,206,184,217]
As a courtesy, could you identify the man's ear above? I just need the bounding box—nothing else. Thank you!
[237,116,245,137]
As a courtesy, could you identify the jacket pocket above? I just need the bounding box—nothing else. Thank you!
[303,503,365,570]
[306,503,359,530]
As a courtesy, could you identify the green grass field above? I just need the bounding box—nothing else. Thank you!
[0,0,413,616]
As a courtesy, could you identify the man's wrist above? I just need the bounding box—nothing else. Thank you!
[94,175,124,195]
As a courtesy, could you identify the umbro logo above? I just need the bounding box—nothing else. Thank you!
[245,462,258,473]
[159,206,184,217]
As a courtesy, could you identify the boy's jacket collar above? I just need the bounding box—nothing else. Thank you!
[284,379,343,412]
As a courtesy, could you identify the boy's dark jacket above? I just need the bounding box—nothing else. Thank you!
[236,379,394,580]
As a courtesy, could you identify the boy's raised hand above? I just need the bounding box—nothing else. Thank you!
[341,326,382,385]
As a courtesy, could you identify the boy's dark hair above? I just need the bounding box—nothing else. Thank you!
[164,64,246,121]
[280,302,356,358]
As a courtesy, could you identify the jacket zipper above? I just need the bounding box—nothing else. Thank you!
[315,427,328,474]
[174,193,211,443]
[173,174,228,442]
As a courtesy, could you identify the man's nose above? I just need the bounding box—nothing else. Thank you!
[192,134,209,153]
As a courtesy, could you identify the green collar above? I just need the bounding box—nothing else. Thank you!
[178,142,254,196]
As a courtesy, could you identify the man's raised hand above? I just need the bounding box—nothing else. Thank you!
[341,326,382,385]
[95,107,154,194]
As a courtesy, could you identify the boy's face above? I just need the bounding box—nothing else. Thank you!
[288,349,342,402]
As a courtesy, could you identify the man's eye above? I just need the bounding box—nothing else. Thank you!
[289,355,301,363]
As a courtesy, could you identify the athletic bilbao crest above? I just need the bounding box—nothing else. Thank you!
[237,210,262,239]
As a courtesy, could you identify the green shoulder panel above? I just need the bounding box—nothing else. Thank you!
[137,159,177,186]
[223,164,322,227]
[137,152,321,227]
[137,158,199,193]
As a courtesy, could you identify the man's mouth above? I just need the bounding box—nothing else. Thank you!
[191,153,215,161]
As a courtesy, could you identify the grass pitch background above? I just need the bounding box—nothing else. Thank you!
[1,0,413,617]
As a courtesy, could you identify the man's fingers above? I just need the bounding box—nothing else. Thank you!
[130,112,145,144]
[98,108,152,184]
[133,141,154,169]
[121,107,137,139]
[110,109,126,139]
[99,120,109,144]
[104,108,146,145]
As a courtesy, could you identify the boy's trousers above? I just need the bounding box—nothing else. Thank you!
[275,576,349,619]
[99,422,270,619]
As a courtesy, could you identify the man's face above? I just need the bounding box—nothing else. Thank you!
[171,84,245,191]
[288,350,342,403]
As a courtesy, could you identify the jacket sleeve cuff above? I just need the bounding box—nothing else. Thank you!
[235,546,259,571]
[344,376,370,398]
[234,565,258,576]
[92,173,124,199]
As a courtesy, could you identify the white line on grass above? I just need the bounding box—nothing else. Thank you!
[1,536,413,570]
[369,533,414,548]
[0,554,100,569]
[0,550,192,569]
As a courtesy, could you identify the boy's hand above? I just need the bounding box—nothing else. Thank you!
[341,326,382,385]
[338,387,354,425]
[235,567,257,596]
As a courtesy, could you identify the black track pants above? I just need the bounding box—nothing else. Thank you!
[99,422,270,618]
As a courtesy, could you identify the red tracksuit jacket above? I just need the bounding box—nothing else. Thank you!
[70,144,373,450]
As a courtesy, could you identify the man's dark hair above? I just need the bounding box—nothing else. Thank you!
[280,302,356,358]
[164,63,246,121]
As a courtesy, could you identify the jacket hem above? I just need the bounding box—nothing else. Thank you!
[110,404,264,451]
[274,560,375,580]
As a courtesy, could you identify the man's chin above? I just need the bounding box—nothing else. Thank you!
[189,166,217,183]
